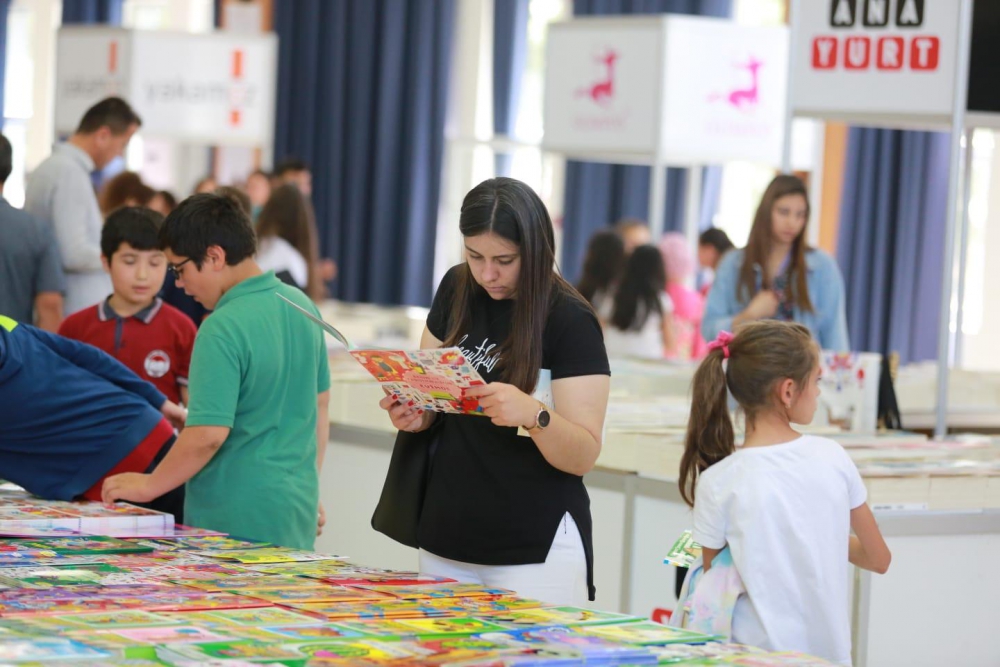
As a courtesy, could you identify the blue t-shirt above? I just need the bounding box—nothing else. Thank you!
[0,316,167,500]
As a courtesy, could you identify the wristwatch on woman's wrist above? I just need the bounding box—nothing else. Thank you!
[524,401,551,432]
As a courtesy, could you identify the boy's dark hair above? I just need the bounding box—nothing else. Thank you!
[102,207,165,261]
[0,134,11,184]
[698,227,735,254]
[273,158,310,177]
[77,97,142,135]
[214,185,252,217]
[159,193,257,266]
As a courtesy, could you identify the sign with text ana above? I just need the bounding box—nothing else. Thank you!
[791,0,963,124]
[543,16,788,166]
[55,27,277,145]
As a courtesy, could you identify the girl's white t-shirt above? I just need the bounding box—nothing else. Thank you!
[256,236,308,289]
[599,292,673,359]
[692,435,867,666]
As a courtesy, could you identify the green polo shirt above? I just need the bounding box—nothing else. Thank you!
[184,271,330,549]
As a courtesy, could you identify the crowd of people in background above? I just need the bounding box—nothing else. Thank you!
[576,172,849,362]
[0,97,334,338]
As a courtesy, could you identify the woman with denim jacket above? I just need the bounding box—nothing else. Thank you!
[702,175,849,352]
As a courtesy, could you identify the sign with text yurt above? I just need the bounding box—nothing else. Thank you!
[55,27,277,145]
[790,0,963,125]
[543,15,789,166]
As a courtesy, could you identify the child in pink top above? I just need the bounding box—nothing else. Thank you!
[659,233,708,360]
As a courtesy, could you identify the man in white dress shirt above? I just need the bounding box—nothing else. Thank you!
[25,97,141,316]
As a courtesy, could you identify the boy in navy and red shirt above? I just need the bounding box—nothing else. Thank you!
[59,207,195,405]
[0,314,185,519]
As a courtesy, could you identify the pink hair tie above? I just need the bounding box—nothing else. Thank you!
[707,331,734,359]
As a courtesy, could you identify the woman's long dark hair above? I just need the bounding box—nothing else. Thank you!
[739,175,814,312]
[577,230,626,305]
[443,177,593,394]
[610,245,666,332]
[256,184,323,301]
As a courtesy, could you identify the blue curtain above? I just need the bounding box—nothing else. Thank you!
[837,128,950,364]
[274,1,456,307]
[62,0,122,25]
[561,0,732,283]
[0,0,10,127]
[493,0,530,176]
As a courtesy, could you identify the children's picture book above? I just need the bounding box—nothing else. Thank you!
[576,620,720,645]
[171,536,268,551]
[78,625,237,647]
[663,530,703,568]
[477,627,658,664]
[227,622,372,642]
[477,606,644,628]
[390,617,514,637]
[237,585,393,604]
[278,293,488,416]
[0,638,111,661]
[169,575,301,592]
[16,536,153,556]
[190,547,346,564]
[50,610,182,629]
[353,583,512,600]
[321,570,457,587]
[162,607,322,627]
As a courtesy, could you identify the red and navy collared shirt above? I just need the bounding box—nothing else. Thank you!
[58,297,197,405]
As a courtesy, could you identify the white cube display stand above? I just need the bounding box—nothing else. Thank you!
[55,27,277,146]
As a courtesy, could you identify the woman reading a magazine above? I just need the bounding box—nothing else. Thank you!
[378,177,611,606]
[679,321,890,665]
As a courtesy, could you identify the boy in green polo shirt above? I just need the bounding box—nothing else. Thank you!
[102,193,330,550]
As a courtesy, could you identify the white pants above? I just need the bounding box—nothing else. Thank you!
[419,512,589,607]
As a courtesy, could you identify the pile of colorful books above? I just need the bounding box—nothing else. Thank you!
[0,491,835,665]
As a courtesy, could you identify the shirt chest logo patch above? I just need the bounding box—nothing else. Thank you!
[144,350,171,378]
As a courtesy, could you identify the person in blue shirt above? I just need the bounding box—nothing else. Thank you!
[702,175,849,352]
[0,314,186,519]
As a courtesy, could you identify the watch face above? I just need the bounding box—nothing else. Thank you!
[537,410,551,428]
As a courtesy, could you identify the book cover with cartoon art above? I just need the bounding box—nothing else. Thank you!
[278,293,487,415]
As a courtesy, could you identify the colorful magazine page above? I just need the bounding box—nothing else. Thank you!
[477,606,644,628]
[350,348,487,416]
[576,620,720,645]
[353,583,512,600]
[16,536,153,556]
[663,530,703,568]
[190,547,346,564]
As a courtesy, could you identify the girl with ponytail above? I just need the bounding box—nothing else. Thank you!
[679,321,890,665]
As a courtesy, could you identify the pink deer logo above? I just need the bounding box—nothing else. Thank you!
[708,57,764,111]
[576,50,619,107]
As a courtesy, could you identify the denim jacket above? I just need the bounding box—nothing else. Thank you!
[701,248,850,352]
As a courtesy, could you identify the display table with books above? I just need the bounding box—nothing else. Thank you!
[312,302,1000,667]
[0,487,839,666]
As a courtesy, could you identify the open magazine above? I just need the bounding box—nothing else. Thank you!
[278,294,487,416]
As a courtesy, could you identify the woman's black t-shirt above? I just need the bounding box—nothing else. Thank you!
[418,264,611,600]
